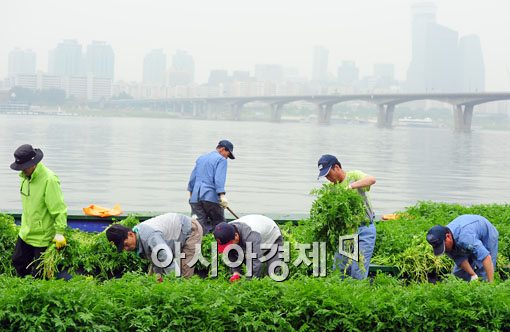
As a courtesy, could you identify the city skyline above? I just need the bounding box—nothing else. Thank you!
[2,0,509,89]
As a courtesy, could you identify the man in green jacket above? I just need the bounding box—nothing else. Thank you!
[10,144,68,277]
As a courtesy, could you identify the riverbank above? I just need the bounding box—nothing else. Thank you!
[2,105,509,130]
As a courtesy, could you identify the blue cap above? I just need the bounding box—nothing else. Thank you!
[218,140,235,159]
[317,154,340,179]
[426,225,447,256]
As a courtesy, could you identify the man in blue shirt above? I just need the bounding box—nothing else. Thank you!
[188,140,235,234]
[426,214,499,282]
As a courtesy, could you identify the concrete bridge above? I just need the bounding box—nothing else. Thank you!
[103,92,510,132]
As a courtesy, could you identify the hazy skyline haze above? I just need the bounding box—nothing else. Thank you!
[2,0,509,89]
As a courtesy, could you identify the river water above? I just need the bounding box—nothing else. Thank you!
[0,114,508,217]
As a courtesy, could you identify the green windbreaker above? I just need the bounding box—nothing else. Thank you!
[18,162,67,247]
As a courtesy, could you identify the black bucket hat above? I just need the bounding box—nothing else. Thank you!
[218,140,235,159]
[10,144,44,171]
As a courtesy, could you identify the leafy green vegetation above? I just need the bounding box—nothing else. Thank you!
[308,183,366,255]
[0,215,149,279]
[0,202,509,330]
[0,214,17,276]
[0,201,508,282]
[371,202,510,281]
[0,274,509,331]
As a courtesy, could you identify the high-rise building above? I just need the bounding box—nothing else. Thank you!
[87,75,112,101]
[63,76,88,100]
[459,35,485,92]
[410,2,437,57]
[337,61,359,85]
[14,74,37,90]
[49,39,83,77]
[425,24,459,92]
[407,2,436,92]
[168,50,194,86]
[39,74,62,90]
[312,46,329,83]
[86,41,114,79]
[8,49,36,77]
[406,2,464,92]
[143,49,166,85]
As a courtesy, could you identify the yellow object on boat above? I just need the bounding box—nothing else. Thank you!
[382,213,398,220]
[83,204,122,217]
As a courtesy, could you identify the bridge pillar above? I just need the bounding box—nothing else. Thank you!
[386,104,395,126]
[464,105,474,131]
[453,105,463,129]
[271,104,283,122]
[453,104,474,132]
[377,104,394,128]
[317,104,333,125]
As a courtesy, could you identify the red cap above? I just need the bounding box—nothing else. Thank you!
[217,239,236,253]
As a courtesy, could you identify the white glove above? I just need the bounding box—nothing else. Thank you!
[219,195,229,208]
[470,274,479,281]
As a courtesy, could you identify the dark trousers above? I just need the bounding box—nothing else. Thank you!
[12,236,46,277]
[190,201,225,235]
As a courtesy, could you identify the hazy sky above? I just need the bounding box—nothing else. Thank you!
[2,0,509,89]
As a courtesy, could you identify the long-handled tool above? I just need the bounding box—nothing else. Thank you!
[226,206,239,219]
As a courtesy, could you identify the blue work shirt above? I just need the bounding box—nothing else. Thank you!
[446,214,499,269]
[188,151,228,203]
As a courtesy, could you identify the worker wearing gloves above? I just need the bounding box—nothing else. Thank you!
[213,214,284,282]
[188,139,235,234]
[426,214,499,282]
[10,144,68,277]
[106,213,203,279]
[317,154,377,280]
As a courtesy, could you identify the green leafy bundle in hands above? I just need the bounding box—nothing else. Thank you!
[309,183,367,254]
[32,215,149,280]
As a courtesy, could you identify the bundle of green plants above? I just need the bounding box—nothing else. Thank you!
[0,274,509,331]
[32,216,150,280]
[308,183,367,255]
